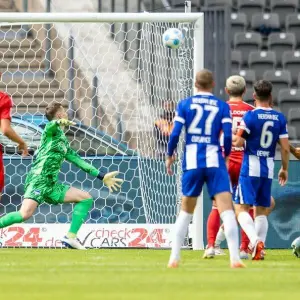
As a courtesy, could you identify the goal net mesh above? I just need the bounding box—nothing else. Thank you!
[0,20,195,246]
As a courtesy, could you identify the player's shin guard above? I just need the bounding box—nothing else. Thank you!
[68,198,93,237]
[169,210,193,262]
[206,207,220,247]
[220,210,240,263]
[0,211,24,228]
[240,208,254,250]
[254,215,268,244]
[238,211,258,246]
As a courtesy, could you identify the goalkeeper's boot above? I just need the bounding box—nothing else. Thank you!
[203,245,215,259]
[231,260,246,269]
[252,240,265,260]
[62,236,86,250]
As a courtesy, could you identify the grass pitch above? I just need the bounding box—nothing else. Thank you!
[0,249,299,300]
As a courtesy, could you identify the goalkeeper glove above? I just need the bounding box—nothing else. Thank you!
[98,171,123,193]
[56,119,76,126]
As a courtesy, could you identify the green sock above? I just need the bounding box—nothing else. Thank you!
[67,198,93,238]
[0,211,24,228]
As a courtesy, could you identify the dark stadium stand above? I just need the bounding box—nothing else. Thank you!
[165,0,300,140]
[223,0,300,139]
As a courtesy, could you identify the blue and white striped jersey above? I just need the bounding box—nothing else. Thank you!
[240,107,288,179]
[167,92,232,171]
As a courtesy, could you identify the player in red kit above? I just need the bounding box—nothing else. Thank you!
[204,75,276,259]
[0,90,28,193]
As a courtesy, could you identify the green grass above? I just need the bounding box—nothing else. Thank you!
[0,249,299,300]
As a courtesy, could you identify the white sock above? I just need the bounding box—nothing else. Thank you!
[169,210,193,262]
[255,215,268,243]
[215,225,226,246]
[238,211,258,246]
[220,210,240,263]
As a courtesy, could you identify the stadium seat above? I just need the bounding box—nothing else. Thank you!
[248,51,276,79]
[234,32,262,65]
[286,14,300,47]
[263,70,292,104]
[282,51,300,86]
[231,50,242,69]
[251,13,280,35]
[267,33,296,66]
[288,125,297,140]
[205,0,233,7]
[288,109,300,139]
[296,73,300,88]
[243,89,255,105]
[278,88,300,117]
[238,69,256,89]
[231,13,247,43]
[237,0,265,24]
[270,0,298,27]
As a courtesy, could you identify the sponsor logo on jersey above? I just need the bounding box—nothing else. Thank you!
[34,190,41,195]
[232,110,248,116]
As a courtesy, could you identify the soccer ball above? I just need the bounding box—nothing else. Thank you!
[291,237,300,257]
[162,28,184,49]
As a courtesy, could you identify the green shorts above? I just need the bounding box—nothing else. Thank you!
[24,175,70,205]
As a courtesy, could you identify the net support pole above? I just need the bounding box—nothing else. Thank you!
[192,14,204,251]
[92,74,99,128]
[68,34,75,119]
[45,0,51,75]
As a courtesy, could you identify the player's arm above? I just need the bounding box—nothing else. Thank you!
[0,98,28,156]
[65,148,123,192]
[232,131,245,148]
[289,144,300,160]
[166,103,184,175]
[44,119,75,136]
[278,118,289,186]
[221,103,232,157]
[232,112,252,147]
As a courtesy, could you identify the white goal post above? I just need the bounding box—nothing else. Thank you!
[0,12,204,249]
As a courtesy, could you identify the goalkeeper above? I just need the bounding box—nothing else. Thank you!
[0,102,123,249]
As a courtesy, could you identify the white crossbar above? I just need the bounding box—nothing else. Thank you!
[0,12,203,23]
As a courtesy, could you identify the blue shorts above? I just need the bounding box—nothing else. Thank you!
[182,167,231,198]
[235,175,272,207]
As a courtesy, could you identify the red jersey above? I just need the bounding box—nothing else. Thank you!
[0,91,12,191]
[0,91,12,121]
[228,100,254,164]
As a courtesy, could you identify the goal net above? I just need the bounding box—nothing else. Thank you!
[0,13,203,249]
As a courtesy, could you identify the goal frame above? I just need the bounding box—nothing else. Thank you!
[0,12,204,250]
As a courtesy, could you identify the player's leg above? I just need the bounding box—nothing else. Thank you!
[235,176,263,260]
[168,169,202,268]
[215,224,226,249]
[257,196,275,217]
[0,198,37,228]
[253,179,272,246]
[64,187,93,236]
[239,207,254,259]
[168,195,196,267]
[60,187,93,250]
[0,173,40,228]
[206,167,244,267]
[204,200,220,258]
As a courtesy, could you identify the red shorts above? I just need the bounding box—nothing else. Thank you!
[0,150,4,191]
[228,159,242,187]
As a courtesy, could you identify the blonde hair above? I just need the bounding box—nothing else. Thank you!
[226,75,246,97]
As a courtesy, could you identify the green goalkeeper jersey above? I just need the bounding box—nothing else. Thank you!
[29,120,100,182]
